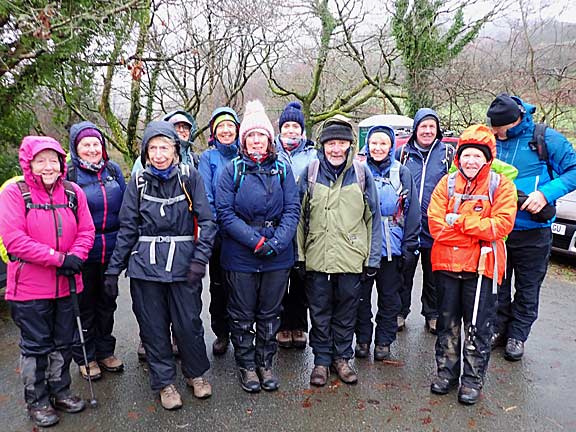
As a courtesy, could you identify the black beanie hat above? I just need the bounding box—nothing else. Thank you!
[457,143,492,162]
[319,122,354,145]
[487,93,522,127]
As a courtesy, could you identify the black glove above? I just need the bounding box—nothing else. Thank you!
[254,241,276,257]
[401,249,418,271]
[188,261,206,285]
[56,254,84,276]
[517,190,556,222]
[103,274,119,298]
[361,266,378,282]
[293,261,306,279]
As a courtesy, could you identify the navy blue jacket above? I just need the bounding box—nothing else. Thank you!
[68,121,126,264]
[395,109,454,248]
[216,155,300,273]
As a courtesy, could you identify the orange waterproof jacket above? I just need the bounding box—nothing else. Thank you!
[428,125,517,284]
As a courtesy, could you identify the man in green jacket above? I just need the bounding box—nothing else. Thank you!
[297,116,382,386]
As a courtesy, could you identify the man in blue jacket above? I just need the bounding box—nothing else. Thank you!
[487,94,576,361]
[395,109,454,334]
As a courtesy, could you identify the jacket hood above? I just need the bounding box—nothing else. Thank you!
[69,121,108,163]
[19,136,68,186]
[364,125,396,160]
[454,124,496,177]
[140,121,180,166]
[208,107,240,146]
[162,110,197,151]
[408,108,443,145]
[501,96,536,140]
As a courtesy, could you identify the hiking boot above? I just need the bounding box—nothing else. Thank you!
[397,316,406,332]
[137,341,146,361]
[310,365,329,387]
[172,334,179,357]
[98,355,124,372]
[212,336,230,356]
[425,318,438,335]
[292,330,307,349]
[51,394,86,413]
[79,361,102,381]
[430,377,458,395]
[28,403,59,427]
[186,376,212,399]
[238,368,261,393]
[257,367,279,392]
[159,384,182,410]
[458,385,481,405]
[374,344,391,361]
[276,330,292,348]
[355,343,370,359]
[331,359,358,384]
[504,338,524,361]
[490,332,507,350]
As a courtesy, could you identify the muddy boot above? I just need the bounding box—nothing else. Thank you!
[504,338,524,361]
[490,332,506,350]
[309,365,329,387]
[397,316,406,332]
[98,355,124,373]
[28,403,59,427]
[257,367,279,392]
[137,341,146,361]
[458,385,481,405]
[291,330,307,349]
[238,368,261,393]
[425,318,438,335]
[430,377,458,395]
[186,376,212,399]
[79,361,102,381]
[159,384,182,410]
[331,359,358,384]
[212,336,230,356]
[276,330,292,348]
[355,343,370,359]
[374,345,391,361]
[51,394,86,414]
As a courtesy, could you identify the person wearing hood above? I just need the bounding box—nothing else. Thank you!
[67,122,126,381]
[198,106,241,356]
[104,121,217,410]
[131,110,199,174]
[486,94,576,360]
[215,100,300,393]
[0,136,95,427]
[395,108,455,334]
[274,101,317,350]
[427,124,517,405]
[297,116,382,386]
[354,125,420,361]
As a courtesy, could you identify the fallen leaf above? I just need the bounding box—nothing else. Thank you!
[127,411,139,420]
[302,389,315,395]
[391,404,402,412]
[468,418,477,428]
[302,397,312,408]
[381,360,405,367]
[419,407,432,412]
[146,405,156,413]
[246,407,253,415]
[421,416,432,425]
[357,401,366,410]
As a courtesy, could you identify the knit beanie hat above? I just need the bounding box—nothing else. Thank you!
[457,143,492,162]
[239,100,275,145]
[211,113,238,135]
[279,101,305,131]
[319,119,354,145]
[75,128,103,147]
[486,94,522,127]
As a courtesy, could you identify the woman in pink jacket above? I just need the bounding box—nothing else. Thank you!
[0,136,95,428]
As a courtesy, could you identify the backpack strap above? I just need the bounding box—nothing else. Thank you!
[389,160,402,193]
[306,158,320,198]
[62,180,79,221]
[447,170,500,213]
[232,157,245,192]
[67,162,77,183]
[352,159,366,193]
[16,180,78,221]
[529,123,554,180]
[399,144,409,166]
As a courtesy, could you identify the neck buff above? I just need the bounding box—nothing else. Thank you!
[149,164,176,180]
[248,152,269,164]
[78,158,105,173]
[281,136,302,152]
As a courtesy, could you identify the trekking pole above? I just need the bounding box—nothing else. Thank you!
[68,275,98,408]
[465,246,492,352]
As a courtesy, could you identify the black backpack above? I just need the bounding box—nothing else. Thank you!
[529,123,554,180]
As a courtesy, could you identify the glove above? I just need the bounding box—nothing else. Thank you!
[103,274,119,298]
[400,249,418,271]
[445,213,460,226]
[56,254,84,276]
[293,261,306,279]
[254,241,276,257]
[188,261,206,285]
[361,266,378,282]
[517,190,556,222]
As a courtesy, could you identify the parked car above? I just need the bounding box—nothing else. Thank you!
[552,190,576,257]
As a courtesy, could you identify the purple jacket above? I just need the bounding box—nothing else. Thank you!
[0,136,95,301]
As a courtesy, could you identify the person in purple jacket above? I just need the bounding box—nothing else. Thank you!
[0,136,95,428]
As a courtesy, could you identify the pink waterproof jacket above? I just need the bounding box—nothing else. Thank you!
[0,136,95,301]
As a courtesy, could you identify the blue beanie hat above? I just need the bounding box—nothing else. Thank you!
[279,101,305,132]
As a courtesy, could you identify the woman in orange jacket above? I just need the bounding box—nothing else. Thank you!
[427,124,517,405]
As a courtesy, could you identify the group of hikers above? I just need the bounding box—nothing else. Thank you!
[1,93,576,428]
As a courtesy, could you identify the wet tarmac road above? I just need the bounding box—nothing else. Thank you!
[0,256,575,431]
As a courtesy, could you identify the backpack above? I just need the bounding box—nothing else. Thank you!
[0,178,78,263]
[529,123,554,180]
[231,157,287,192]
[67,161,119,185]
[136,164,198,241]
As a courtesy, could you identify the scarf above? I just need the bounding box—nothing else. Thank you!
[149,164,176,180]
[78,158,105,173]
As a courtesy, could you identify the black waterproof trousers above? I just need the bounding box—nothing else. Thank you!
[356,257,402,346]
[279,267,308,332]
[10,297,75,406]
[130,278,209,392]
[306,272,361,367]
[435,272,495,389]
[399,247,437,320]
[226,269,289,369]
[208,236,230,340]
[72,262,117,365]
[496,228,551,342]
